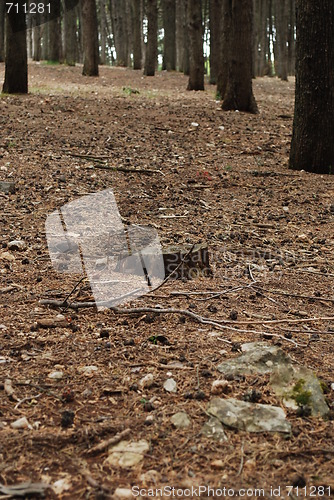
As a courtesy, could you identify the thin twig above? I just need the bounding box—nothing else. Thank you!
[86,428,131,455]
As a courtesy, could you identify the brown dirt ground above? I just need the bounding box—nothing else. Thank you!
[0,62,334,499]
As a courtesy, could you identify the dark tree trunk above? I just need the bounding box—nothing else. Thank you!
[144,0,157,76]
[48,0,61,62]
[81,0,99,75]
[187,0,204,90]
[222,0,258,113]
[287,0,295,75]
[3,0,28,93]
[182,0,189,75]
[275,0,288,80]
[0,0,5,62]
[32,19,41,61]
[267,0,274,76]
[111,0,129,66]
[131,0,142,69]
[64,0,78,66]
[162,0,176,71]
[209,0,221,84]
[289,1,334,174]
[175,0,184,71]
[216,0,231,100]
[99,0,107,64]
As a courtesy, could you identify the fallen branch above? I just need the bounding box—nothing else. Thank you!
[86,428,131,455]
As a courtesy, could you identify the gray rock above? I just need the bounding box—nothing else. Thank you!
[217,342,290,376]
[0,181,16,194]
[8,240,26,251]
[164,378,177,393]
[271,364,329,417]
[201,416,228,441]
[170,411,191,429]
[207,397,291,433]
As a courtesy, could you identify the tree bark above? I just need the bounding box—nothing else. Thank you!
[289,0,334,174]
[187,0,204,90]
[111,0,129,66]
[216,0,231,100]
[175,0,184,71]
[182,0,189,75]
[0,0,5,62]
[275,0,288,80]
[81,0,99,76]
[144,0,157,76]
[64,0,78,66]
[131,0,142,69]
[32,19,41,61]
[162,0,176,71]
[3,0,28,94]
[209,0,220,84]
[221,0,258,113]
[48,0,61,62]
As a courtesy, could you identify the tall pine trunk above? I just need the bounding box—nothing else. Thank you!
[221,0,258,113]
[144,0,157,76]
[64,0,78,66]
[162,0,176,71]
[187,0,204,90]
[209,0,221,84]
[289,1,334,174]
[3,0,28,93]
[132,0,142,69]
[81,0,99,76]
[0,1,5,62]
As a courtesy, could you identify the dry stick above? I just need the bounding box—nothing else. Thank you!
[65,151,164,175]
[253,286,334,304]
[86,428,131,455]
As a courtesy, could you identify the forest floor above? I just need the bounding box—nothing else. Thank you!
[0,62,334,499]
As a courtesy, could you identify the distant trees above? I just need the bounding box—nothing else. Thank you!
[289,1,334,174]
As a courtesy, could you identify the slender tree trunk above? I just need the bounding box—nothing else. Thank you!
[3,0,28,93]
[287,0,295,75]
[209,0,220,84]
[32,19,41,61]
[0,0,5,62]
[222,0,258,113]
[144,0,157,76]
[162,0,176,70]
[175,0,184,71]
[289,1,334,174]
[81,0,99,75]
[99,0,106,64]
[187,0,204,90]
[111,0,129,66]
[182,0,189,75]
[267,0,274,76]
[276,0,288,80]
[48,0,61,62]
[132,0,142,69]
[216,0,231,100]
[64,0,78,65]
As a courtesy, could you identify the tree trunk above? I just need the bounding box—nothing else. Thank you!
[48,0,61,62]
[111,0,129,66]
[209,0,220,84]
[216,0,231,100]
[287,0,295,75]
[81,0,99,76]
[144,0,157,76]
[275,0,288,80]
[175,0,184,71]
[187,0,204,90]
[222,0,258,113]
[0,0,5,62]
[182,0,189,75]
[131,0,142,69]
[3,0,27,94]
[162,0,176,71]
[32,19,41,61]
[289,1,334,174]
[99,0,107,64]
[64,0,78,66]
